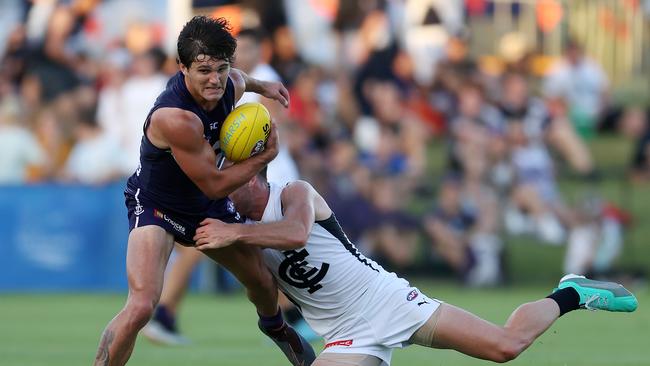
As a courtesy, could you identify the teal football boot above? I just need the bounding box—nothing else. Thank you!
[555,274,638,312]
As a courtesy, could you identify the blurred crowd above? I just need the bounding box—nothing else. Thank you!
[1,0,649,286]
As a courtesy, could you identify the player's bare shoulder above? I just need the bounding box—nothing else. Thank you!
[149,108,204,150]
[282,180,331,220]
[281,180,313,198]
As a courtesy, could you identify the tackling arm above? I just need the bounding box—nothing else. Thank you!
[194,181,321,250]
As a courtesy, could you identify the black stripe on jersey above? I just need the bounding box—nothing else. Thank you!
[316,214,379,272]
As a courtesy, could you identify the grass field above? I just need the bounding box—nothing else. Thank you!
[1,280,648,366]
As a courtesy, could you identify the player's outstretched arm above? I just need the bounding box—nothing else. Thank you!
[230,67,289,108]
[194,181,320,250]
[150,108,278,199]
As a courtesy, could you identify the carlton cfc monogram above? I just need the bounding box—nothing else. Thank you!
[278,249,329,294]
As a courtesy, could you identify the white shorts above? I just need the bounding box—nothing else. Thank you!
[320,278,441,366]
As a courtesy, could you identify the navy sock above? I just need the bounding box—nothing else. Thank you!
[547,287,581,316]
[153,305,178,333]
[259,308,284,331]
[154,304,178,332]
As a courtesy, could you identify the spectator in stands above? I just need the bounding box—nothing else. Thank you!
[543,84,596,178]
[543,38,608,140]
[424,175,474,277]
[116,47,168,174]
[423,174,502,286]
[499,71,595,179]
[323,139,377,244]
[289,65,327,139]
[447,81,504,177]
[236,28,299,184]
[365,175,421,272]
[356,78,428,183]
[270,25,305,86]
[1,23,28,89]
[0,89,47,183]
[619,106,650,183]
[505,121,578,245]
[61,107,125,184]
[22,0,100,103]
[96,48,130,169]
[563,194,628,277]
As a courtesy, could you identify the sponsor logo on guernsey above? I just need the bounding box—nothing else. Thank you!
[153,209,186,235]
[209,121,220,130]
[324,340,353,349]
[407,289,419,301]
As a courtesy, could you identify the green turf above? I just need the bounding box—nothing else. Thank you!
[1,281,648,366]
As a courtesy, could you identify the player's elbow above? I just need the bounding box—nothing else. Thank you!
[285,236,307,250]
[285,228,309,249]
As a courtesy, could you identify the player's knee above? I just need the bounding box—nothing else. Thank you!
[493,337,526,363]
[125,298,156,330]
[494,346,520,363]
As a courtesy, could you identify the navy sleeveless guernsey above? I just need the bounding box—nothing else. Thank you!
[124,71,242,245]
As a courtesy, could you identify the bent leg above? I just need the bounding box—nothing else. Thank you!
[202,244,278,316]
[94,226,174,366]
[548,118,594,175]
[411,300,560,363]
[203,245,316,366]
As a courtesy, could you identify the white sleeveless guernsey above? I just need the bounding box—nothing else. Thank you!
[259,183,441,366]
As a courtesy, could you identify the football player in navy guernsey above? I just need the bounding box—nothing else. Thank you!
[194,170,637,366]
[93,16,315,366]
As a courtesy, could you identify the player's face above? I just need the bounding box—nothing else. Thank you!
[183,55,230,103]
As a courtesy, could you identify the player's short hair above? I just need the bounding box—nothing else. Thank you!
[177,16,236,68]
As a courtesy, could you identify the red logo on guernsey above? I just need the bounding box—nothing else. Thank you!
[324,340,353,349]
[407,289,418,301]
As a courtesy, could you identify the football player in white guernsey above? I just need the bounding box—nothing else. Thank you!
[193,171,637,366]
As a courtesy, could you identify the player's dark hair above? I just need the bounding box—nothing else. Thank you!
[177,16,237,68]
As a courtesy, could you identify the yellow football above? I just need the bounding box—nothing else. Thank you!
[219,102,271,162]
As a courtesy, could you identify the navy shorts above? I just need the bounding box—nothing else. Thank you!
[125,190,244,246]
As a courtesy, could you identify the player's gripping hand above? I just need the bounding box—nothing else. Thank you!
[256,121,279,164]
[259,80,290,108]
[194,218,240,250]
